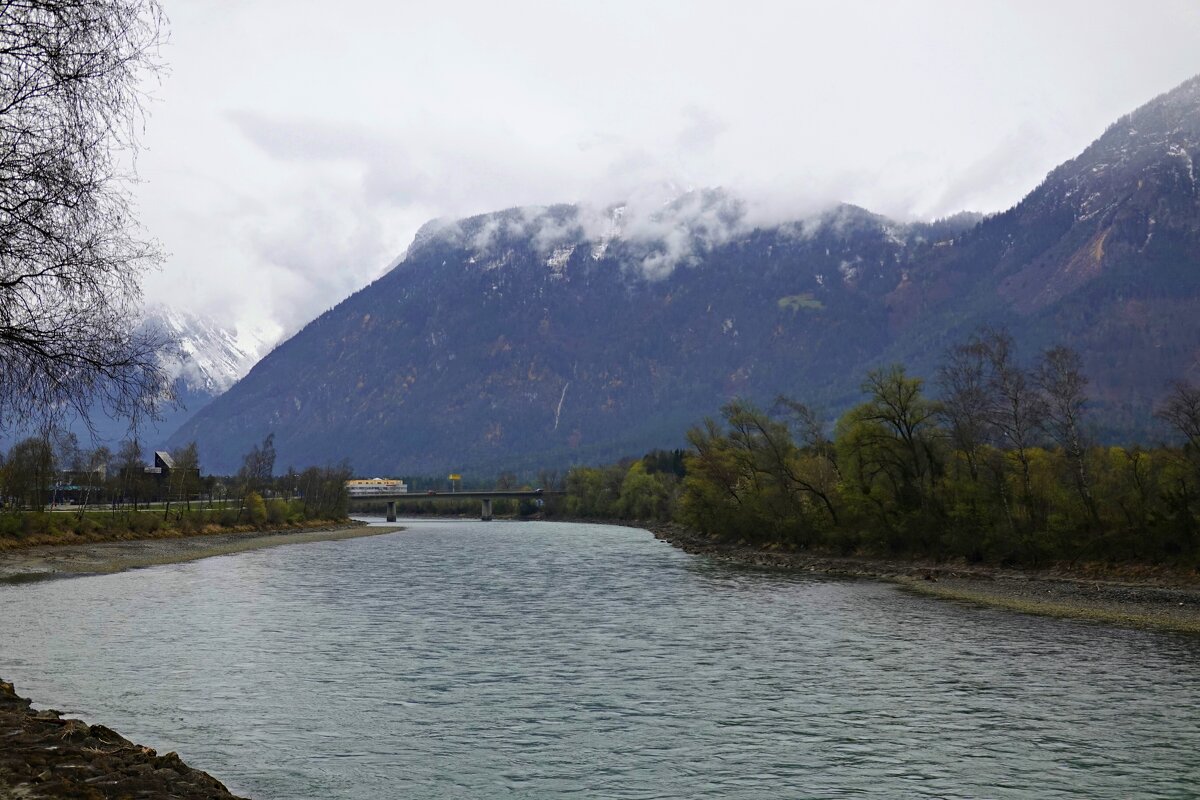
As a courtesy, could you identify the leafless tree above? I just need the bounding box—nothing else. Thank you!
[937,336,992,480]
[1036,345,1097,521]
[115,437,143,510]
[980,328,1047,519]
[0,1,172,434]
[1156,380,1200,453]
[237,432,276,497]
[773,396,833,454]
[1157,380,1200,495]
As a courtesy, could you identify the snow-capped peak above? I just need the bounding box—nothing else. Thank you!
[148,304,279,395]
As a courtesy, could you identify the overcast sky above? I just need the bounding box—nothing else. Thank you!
[136,0,1200,342]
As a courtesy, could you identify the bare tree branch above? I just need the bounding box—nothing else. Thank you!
[0,0,172,434]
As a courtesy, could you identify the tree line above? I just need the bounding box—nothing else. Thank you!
[0,430,351,526]
[557,328,1200,567]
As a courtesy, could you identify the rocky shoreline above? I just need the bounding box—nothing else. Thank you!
[0,523,412,797]
[0,679,245,799]
[648,523,1200,634]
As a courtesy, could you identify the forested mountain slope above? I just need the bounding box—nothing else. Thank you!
[170,76,1200,475]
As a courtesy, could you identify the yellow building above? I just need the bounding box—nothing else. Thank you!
[345,477,408,497]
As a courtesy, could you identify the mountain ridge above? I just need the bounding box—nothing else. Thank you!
[169,74,1200,475]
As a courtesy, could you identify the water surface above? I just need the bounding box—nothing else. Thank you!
[2,519,1198,799]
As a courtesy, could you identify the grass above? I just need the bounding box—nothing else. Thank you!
[0,507,348,553]
[777,293,825,312]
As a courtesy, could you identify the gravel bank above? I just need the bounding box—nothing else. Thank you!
[650,523,1200,634]
[0,523,402,583]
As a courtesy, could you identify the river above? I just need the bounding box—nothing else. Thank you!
[1,519,1198,799]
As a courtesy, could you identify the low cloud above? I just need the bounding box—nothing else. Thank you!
[137,0,1200,343]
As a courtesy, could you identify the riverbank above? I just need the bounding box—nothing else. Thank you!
[0,523,402,583]
[0,678,246,799]
[649,523,1200,634]
[0,512,355,554]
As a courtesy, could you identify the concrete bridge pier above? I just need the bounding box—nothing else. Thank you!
[481,498,493,521]
[386,500,396,523]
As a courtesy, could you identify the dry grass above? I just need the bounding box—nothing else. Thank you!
[0,514,348,554]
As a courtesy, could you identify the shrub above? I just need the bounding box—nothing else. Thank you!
[245,492,267,525]
[266,498,288,526]
[128,513,161,535]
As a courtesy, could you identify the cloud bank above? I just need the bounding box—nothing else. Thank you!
[134,0,1200,342]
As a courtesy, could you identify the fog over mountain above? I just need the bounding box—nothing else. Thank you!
[135,2,1200,344]
[167,74,1200,475]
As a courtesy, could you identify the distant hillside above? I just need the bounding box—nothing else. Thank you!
[1,307,276,458]
[170,75,1200,475]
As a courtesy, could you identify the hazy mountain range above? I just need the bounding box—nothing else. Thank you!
[0,308,275,454]
[168,74,1200,476]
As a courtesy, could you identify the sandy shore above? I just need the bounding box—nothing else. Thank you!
[0,523,403,583]
[650,523,1200,634]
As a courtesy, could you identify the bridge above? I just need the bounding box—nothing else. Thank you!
[353,490,564,521]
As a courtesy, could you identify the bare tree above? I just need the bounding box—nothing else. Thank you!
[1036,346,1096,521]
[937,337,992,480]
[773,396,835,458]
[1157,381,1200,453]
[980,328,1047,522]
[237,432,276,500]
[165,440,197,516]
[1157,380,1200,495]
[0,1,172,434]
[77,443,110,513]
[115,437,142,510]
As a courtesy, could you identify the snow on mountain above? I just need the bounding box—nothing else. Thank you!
[149,305,279,396]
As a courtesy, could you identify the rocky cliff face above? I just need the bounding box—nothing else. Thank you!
[171,75,1200,475]
[152,304,277,396]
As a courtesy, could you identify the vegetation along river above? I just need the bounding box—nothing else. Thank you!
[2,519,1198,799]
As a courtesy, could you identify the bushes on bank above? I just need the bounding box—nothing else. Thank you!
[244,492,267,525]
[559,331,1200,568]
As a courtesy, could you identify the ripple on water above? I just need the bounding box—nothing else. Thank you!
[2,519,1199,800]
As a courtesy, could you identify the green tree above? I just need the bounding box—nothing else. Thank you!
[616,461,675,521]
[244,491,267,525]
[835,366,943,551]
[675,401,835,545]
[564,465,624,518]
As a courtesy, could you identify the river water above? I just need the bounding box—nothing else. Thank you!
[1,519,1198,799]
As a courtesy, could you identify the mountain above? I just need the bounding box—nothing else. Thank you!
[879,74,1200,430]
[0,307,276,455]
[169,75,1200,476]
[153,304,277,397]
